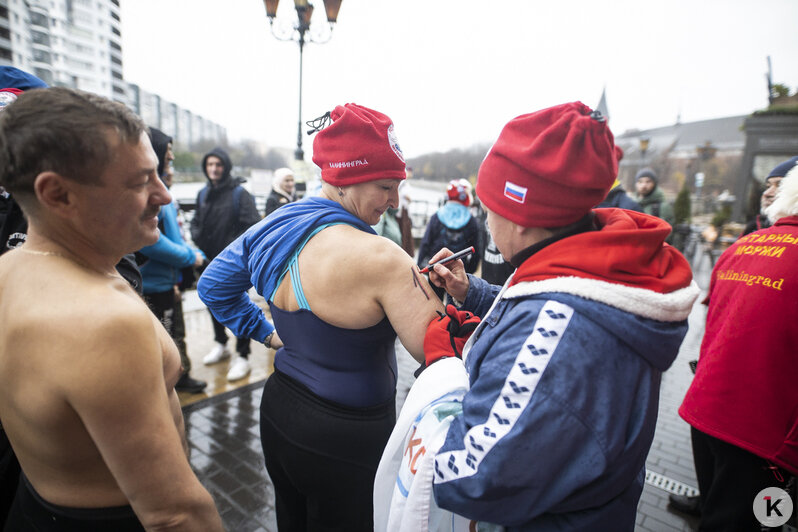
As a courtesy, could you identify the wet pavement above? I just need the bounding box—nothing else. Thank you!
[183,383,276,531]
[179,260,715,531]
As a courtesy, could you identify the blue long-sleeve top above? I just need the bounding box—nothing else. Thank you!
[139,201,202,294]
[197,197,375,343]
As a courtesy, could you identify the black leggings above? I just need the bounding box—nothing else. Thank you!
[260,371,395,532]
[3,474,144,531]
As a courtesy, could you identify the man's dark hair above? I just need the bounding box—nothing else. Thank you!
[0,87,146,198]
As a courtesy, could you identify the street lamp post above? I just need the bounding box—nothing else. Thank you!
[694,140,716,197]
[262,0,342,161]
[639,136,650,167]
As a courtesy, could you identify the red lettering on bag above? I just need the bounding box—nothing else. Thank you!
[403,428,426,475]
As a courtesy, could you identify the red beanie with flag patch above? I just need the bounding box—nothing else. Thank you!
[312,103,406,186]
[476,101,617,228]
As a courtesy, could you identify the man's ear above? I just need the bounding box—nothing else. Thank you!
[33,171,75,214]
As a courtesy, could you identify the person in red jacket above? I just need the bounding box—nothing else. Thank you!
[678,163,798,531]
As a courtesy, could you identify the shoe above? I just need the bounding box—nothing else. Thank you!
[668,493,701,516]
[227,356,251,381]
[203,343,230,365]
[175,373,207,394]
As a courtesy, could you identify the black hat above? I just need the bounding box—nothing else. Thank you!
[635,167,658,183]
[148,127,172,178]
[766,156,798,181]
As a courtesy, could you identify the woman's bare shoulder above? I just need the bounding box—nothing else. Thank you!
[316,225,412,273]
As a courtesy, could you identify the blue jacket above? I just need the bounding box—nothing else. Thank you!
[596,185,642,212]
[417,202,481,274]
[139,201,201,294]
[431,210,699,530]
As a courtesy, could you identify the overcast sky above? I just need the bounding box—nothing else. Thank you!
[120,0,798,159]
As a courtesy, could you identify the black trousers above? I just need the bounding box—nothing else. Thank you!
[4,474,143,532]
[692,427,791,531]
[143,289,192,372]
[208,310,250,358]
[0,428,20,530]
[260,371,395,532]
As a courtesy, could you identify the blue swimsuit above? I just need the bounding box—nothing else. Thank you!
[269,224,397,408]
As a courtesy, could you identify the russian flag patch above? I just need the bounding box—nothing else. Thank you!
[504,181,527,203]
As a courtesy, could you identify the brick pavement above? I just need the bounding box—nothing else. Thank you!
[182,263,714,531]
[184,383,276,531]
[635,255,713,532]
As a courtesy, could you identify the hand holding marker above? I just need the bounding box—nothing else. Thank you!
[419,247,475,274]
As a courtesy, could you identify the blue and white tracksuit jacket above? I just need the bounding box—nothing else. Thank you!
[377,272,697,531]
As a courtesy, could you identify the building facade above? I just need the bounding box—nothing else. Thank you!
[0,0,225,148]
[614,116,747,219]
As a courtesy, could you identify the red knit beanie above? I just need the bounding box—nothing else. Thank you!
[476,102,617,228]
[312,103,406,186]
[447,179,472,206]
[0,88,23,112]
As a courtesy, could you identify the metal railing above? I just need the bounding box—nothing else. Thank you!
[679,225,738,271]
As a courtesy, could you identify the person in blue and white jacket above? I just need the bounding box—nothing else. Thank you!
[375,102,700,531]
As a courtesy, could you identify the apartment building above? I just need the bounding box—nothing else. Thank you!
[0,0,225,147]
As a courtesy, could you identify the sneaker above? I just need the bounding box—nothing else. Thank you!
[227,356,251,381]
[175,373,207,394]
[668,494,701,516]
[203,343,230,365]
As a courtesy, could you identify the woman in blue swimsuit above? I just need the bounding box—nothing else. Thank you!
[198,103,443,531]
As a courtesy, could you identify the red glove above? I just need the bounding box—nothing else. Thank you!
[423,304,481,366]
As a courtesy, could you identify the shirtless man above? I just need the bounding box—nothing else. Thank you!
[0,88,223,531]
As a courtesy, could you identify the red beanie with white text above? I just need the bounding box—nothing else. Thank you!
[312,103,406,186]
[476,101,617,227]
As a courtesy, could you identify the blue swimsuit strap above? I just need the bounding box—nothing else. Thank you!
[271,222,345,310]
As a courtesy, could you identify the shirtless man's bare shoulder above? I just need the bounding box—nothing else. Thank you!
[0,250,202,519]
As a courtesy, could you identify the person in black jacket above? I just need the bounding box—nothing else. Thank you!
[417,179,481,300]
[191,147,262,381]
[264,167,295,217]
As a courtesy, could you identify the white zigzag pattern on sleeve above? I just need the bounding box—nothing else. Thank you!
[433,300,573,484]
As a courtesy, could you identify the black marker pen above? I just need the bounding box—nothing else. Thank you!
[419,246,475,274]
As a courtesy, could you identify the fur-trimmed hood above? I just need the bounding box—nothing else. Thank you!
[502,208,699,370]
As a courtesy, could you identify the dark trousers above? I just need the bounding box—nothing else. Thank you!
[260,372,395,532]
[143,289,192,372]
[4,474,143,532]
[209,310,250,358]
[0,428,20,530]
[692,427,791,531]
